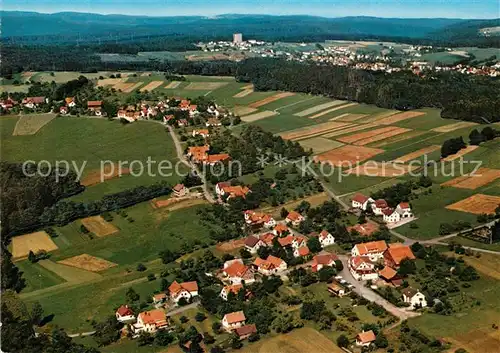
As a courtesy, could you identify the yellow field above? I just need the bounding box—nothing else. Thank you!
[335,113,368,122]
[446,194,500,215]
[139,80,164,92]
[81,216,119,237]
[38,259,101,282]
[97,78,125,87]
[299,137,344,154]
[184,82,228,90]
[442,145,479,162]
[294,100,348,117]
[308,102,357,119]
[165,81,182,89]
[445,328,500,353]
[58,254,117,272]
[279,121,352,140]
[321,122,379,138]
[13,113,56,135]
[249,92,295,108]
[392,145,441,163]
[361,110,400,123]
[370,130,427,148]
[233,89,253,98]
[11,231,58,259]
[232,105,258,116]
[432,121,478,133]
[240,110,277,122]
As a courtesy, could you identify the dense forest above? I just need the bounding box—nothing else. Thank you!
[235,58,500,123]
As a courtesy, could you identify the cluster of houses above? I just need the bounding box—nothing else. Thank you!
[215,182,251,201]
[187,145,231,166]
[351,193,413,224]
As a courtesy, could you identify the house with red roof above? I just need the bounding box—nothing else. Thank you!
[222,311,246,331]
[244,210,276,228]
[87,101,102,115]
[277,234,294,247]
[294,245,310,258]
[65,97,76,107]
[396,202,413,218]
[115,305,135,323]
[378,266,403,286]
[244,235,265,254]
[192,129,209,138]
[317,230,335,247]
[356,330,376,347]
[253,255,287,276]
[351,240,388,261]
[235,324,257,340]
[352,193,374,211]
[402,288,427,309]
[168,281,199,304]
[0,98,18,111]
[59,106,69,115]
[173,183,188,197]
[273,224,289,236]
[349,255,378,281]
[23,96,46,109]
[259,232,275,246]
[223,259,255,284]
[382,208,401,223]
[285,211,304,227]
[311,252,338,272]
[132,309,169,334]
[216,183,250,200]
[384,244,416,268]
[371,199,389,215]
[219,284,251,301]
[152,293,167,305]
[347,221,380,237]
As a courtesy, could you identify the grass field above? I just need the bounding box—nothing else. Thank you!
[12,113,57,136]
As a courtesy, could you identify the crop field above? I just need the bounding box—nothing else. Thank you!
[165,81,182,89]
[294,100,348,117]
[322,122,379,138]
[185,81,228,90]
[240,110,277,122]
[374,111,425,125]
[280,121,352,140]
[392,145,441,163]
[38,259,102,282]
[346,161,418,177]
[299,137,344,154]
[335,113,367,122]
[12,113,56,135]
[369,130,429,148]
[97,78,124,87]
[11,231,59,259]
[432,121,478,133]
[232,105,257,116]
[314,145,384,166]
[233,88,253,97]
[58,254,117,272]
[81,216,119,237]
[446,194,500,215]
[307,102,356,119]
[139,80,164,91]
[248,92,295,108]
[81,163,131,187]
[352,127,412,145]
[442,168,500,189]
[337,126,407,144]
[113,81,144,92]
[442,145,479,161]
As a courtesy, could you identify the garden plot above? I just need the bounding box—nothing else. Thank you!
[442,145,479,161]
[240,110,277,122]
[80,216,119,237]
[299,137,344,154]
[441,168,500,190]
[13,113,56,135]
[248,92,295,108]
[185,82,228,90]
[58,254,117,272]
[279,121,352,140]
[11,231,59,259]
[432,121,478,133]
[308,102,357,119]
[165,81,182,89]
[392,145,441,163]
[445,194,500,215]
[139,81,164,92]
[294,101,348,117]
[314,145,384,167]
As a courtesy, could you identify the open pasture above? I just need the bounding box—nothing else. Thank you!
[314,145,384,166]
[58,254,117,272]
[337,126,402,144]
[165,81,182,89]
[353,127,411,146]
[11,231,59,259]
[346,161,418,177]
[294,100,347,117]
[442,145,479,161]
[432,121,478,132]
[12,113,56,135]
[279,121,352,140]
[248,92,295,108]
[139,80,164,92]
[299,137,344,154]
[81,216,119,237]
[446,194,500,215]
[375,111,425,125]
[240,110,277,122]
[442,168,500,189]
[307,102,356,119]
[184,81,228,90]
[392,145,441,163]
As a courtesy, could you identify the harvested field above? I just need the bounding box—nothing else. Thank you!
[361,110,399,123]
[165,81,181,89]
[308,102,357,119]
[232,105,257,116]
[184,82,228,90]
[294,100,348,117]
[139,80,164,92]
[216,239,245,252]
[392,145,441,163]
[11,231,58,259]
[335,113,368,122]
[97,78,124,87]
[248,92,296,108]
[240,110,277,122]
[13,113,56,135]
[322,122,379,138]
[233,89,253,98]
[81,216,119,237]
[314,145,384,167]
[299,137,344,154]
[58,254,117,272]
[445,328,500,353]
[38,259,101,282]
[279,121,352,140]
[81,164,130,186]
[442,145,479,162]
[432,121,478,133]
[241,84,254,90]
[353,127,411,146]
[441,168,500,190]
[337,126,401,144]
[370,130,428,148]
[346,161,418,177]
[446,194,500,215]
[113,81,143,93]
[375,111,425,125]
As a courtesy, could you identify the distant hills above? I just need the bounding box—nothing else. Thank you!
[1,11,499,46]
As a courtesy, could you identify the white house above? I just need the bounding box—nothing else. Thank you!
[383,208,401,223]
[220,284,246,301]
[311,252,338,272]
[371,199,389,215]
[396,202,413,218]
[253,255,287,276]
[244,235,265,254]
[285,211,304,227]
[223,259,255,284]
[152,293,167,305]
[222,311,246,331]
[115,305,135,323]
[348,255,378,281]
[351,194,374,211]
[351,240,388,262]
[402,288,427,309]
[244,210,276,228]
[317,230,335,247]
[293,246,310,258]
[168,281,199,304]
[356,330,376,347]
[132,309,169,334]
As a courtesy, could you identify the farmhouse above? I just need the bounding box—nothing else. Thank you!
[117,110,141,122]
[382,208,401,223]
[378,266,403,286]
[273,224,289,236]
[189,104,198,116]
[65,97,76,107]
[179,99,190,110]
[173,183,189,197]
[152,293,167,305]
[132,309,169,334]
[223,259,255,284]
[220,284,244,301]
[285,211,305,227]
[352,193,374,211]
[396,202,413,218]
[294,245,310,258]
[244,235,265,254]
[259,232,275,246]
[222,311,246,331]
[328,282,348,297]
[402,288,427,309]
[115,305,135,323]
[371,199,389,215]
[187,145,210,162]
[311,252,338,272]
[351,240,388,261]
[384,244,416,268]
[22,96,46,109]
[235,324,257,340]
[317,230,335,247]
[356,330,376,347]
[347,221,380,236]
[253,255,287,276]
[168,281,199,304]
[206,117,222,127]
[216,182,250,200]
[192,129,209,138]
[349,255,378,281]
[244,210,276,228]
[59,106,68,115]
[87,100,102,112]
[0,98,18,110]
[277,234,294,247]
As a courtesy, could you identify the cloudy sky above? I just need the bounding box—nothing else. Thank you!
[4,0,499,18]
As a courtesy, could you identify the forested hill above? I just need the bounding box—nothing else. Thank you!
[2,11,497,46]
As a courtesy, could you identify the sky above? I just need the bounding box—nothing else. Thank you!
[3,0,500,19]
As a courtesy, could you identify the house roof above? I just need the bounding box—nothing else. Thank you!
[402,287,420,298]
[223,284,243,295]
[274,224,288,234]
[319,230,331,239]
[24,96,45,104]
[244,235,260,248]
[352,193,369,204]
[267,255,285,267]
[297,246,310,257]
[278,235,294,247]
[188,145,210,156]
[357,330,376,343]
[173,184,185,192]
[224,311,246,324]
[347,222,380,236]
[206,153,231,164]
[354,240,388,255]
[398,202,410,209]
[313,253,338,265]
[378,266,398,280]
[169,281,198,296]
[385,245,416,265]
[374,199,388,208]
[65,97,74,104]
[138,309,167,326]
[220,185,250,198]
[259,232,275,245]
[382,208,396,216]
[224,262,251,278]
[194,129,209,135]
[116,305,134,316]
[328,282,344,292]
[153,293,167,300]
[350,255,373,269]
[235,324,257,337]
[286,211,303,222]
[87,100,102,107]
